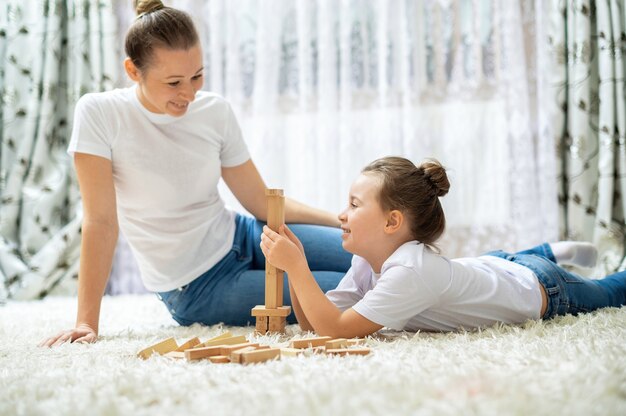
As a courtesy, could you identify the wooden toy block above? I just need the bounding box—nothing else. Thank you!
[230,346,258,364]
[251,305,291,317]
[184,345,224,361]
[346,339,366,346]
[268,316,287,333]
[290,336,333,349]
[264,189,285,309]
[219,342,260,356]
[252,188,291,334]
[265,264,284,309]
[193,335,247,349]
[174,337,201,352]
[280,348,306,357]
[255,315,269,334]
[193,331,232,348]
[325,348,371,356]
[209,355,230,364]
[325,338,348,349]
[240,348,281,364]
[206,331,233,342]
[164,351,186,359]
[137,337,178,359]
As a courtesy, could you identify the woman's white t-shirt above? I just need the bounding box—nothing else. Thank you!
[326,241,543,331]
[68,87,250,291]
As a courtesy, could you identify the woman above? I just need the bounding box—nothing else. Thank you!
[40,0,351,347]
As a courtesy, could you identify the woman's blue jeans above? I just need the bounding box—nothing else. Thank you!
[485,243,626,319]
[157,214,352,326]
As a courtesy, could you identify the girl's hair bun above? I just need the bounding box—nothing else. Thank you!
[420,159,449,197]
[135,0,164,16]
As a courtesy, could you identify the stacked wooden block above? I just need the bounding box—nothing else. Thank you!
[251,189,291,334]
[137,333,370,364]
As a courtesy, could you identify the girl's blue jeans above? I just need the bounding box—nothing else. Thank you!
[485,243,626,319]
[157,214,352,326]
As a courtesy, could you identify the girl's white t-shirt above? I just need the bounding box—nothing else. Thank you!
[326,241,543,331]
[68,87,250,291]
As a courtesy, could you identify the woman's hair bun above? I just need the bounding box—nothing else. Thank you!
[135,0,165,16]
[420,159,449,197]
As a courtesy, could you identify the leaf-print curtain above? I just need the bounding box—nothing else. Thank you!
[0,0,118,301]
[550,0,626,276]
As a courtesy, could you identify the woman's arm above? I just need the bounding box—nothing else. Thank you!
[261,225,382,338]
[221,160,339,227]
[40,153,118,346]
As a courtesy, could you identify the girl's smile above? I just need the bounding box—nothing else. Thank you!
[338,173,388,258]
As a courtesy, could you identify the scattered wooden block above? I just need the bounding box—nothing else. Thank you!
[193,335,247,349]
[290,336,333,349]
[137,337,178,359]
[209,355,230,364]
[193,331,233,348]
[219,342,260,356]
[207,331,233,342]
[230,346,258,364]
[325,338,348,349]
[175,337,201,352]
[240,348,281,364]
[312,346,326,354]
[139,333,373,363]
[184,345,223,361]
[325,348,371,356]
[164,351,186,359]
[280,348,306,357]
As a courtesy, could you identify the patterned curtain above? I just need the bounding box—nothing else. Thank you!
[550,0,626,276]
[0,0,118,301]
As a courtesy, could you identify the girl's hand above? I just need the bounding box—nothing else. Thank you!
[260,225,307,272]
[38,324,98,347]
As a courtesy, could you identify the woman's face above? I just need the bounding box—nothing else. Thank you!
[337,173,388,258]
[130,45,204,117]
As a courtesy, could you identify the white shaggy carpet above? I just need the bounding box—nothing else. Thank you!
[1,295,625,416]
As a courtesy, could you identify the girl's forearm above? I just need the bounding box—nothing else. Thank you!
[288,280,313,331]
[287,263,344,337]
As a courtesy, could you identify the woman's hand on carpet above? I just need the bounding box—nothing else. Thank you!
[38,324,97,347]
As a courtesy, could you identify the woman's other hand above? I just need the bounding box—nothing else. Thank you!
[38,324,98,347]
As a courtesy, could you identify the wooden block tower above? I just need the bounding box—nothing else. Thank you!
[251,189,291,334]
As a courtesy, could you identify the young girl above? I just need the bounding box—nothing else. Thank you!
[40,0,351,347]
[261,156,626,338]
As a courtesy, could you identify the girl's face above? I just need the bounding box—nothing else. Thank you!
[338,173,388,258]
[130,45,204,117]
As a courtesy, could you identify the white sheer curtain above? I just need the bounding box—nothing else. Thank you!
[113,0,558,266]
